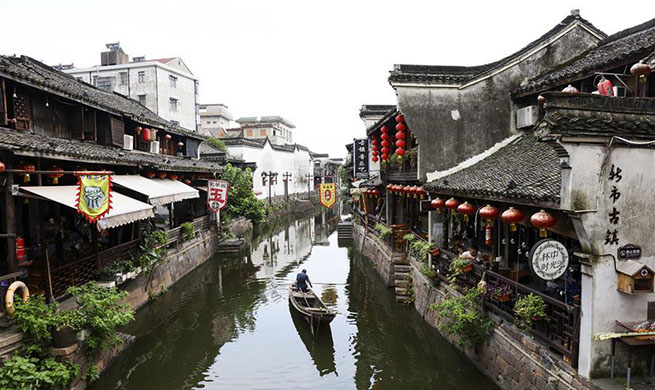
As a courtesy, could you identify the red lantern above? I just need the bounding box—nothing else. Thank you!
[386,184,393,191]
[371,139,378,146]
[431,197,444,212]
[479,205,499,225]
[165,134,172,141]
[537,95,546,105]
[381,140,390,147]
[381,133,390,140]
[141,128,151,142]
[395,131,406,140]
[531,209,557,238]
[457,201,476,222]
[0,161,6,174]
[169,174,179,181]
[630,62,652,76]
[145,171,156,179]
[382,153,389,160]
[47,166,64,184]
[381,125,389,132]
[418,187,427,199]
[158,172,168,179]
[597,77,614,96]
[177,141,184,148]
[372,156,379,162]
[395,139,406,148]
[395,114,404,123]
[562,85,579,93]
[183,179,192,185]
[396,148,405,156]
[135,126,142,135]
[445,197,459,215]
[501,207,524,232]
[16,163,35,183]
[381,147,390,154]
[395,122,406,132]
[16,237,25,262]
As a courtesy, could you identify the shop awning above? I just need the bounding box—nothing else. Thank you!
[21,186,154,229]
[151,179,199,202]
[112,175,179,206]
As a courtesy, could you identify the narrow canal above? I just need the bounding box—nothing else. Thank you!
[93,213,497,390]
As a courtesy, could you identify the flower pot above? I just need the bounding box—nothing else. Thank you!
[429,248,440,256]
[494,294,511,302]
[52,326,77,349]
[461,264,473,273]
[531,315,543,321]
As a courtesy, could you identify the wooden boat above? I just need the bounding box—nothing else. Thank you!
[288,285,337,326]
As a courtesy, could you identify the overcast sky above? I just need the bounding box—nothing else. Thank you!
[1,0,654,157]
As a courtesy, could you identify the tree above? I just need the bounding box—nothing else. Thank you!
[220,164,266,224]
[207,137,226,152]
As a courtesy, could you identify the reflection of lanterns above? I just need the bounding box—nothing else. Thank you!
[445,197,459,215]
[47,166,64,184]
[480,204,499,245]
[431,197,444,212]
[502,207,524,232]
[145,171,156,179]
[169,174,179,181]
[16,163,35,183]
[158,172,168,179]
[141,128,151,142]
[457,201,476,222]
[562,84,579,93]
[531,209,557,238]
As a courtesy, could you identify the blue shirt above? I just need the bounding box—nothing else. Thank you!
[296,272,309,290]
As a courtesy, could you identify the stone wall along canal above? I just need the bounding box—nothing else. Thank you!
[93,214,497,389]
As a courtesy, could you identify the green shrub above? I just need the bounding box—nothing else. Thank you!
[448,256,472,284]
[221,164,266,225]
[12,295,55,355]
[374,223,392,240]
[514,293,548,330]
[0,356,78,390]
[180,222,195,241]
[207,136,226,152]
[420,262,436,279]
[430,287,494,349]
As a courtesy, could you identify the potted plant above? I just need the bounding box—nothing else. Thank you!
[450,256,473,273]
[492,284,512,302]
[514,293,548,330]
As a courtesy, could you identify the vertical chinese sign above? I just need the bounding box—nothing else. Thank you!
[352,138,369,180]
[605,163,622,247]
[76,172,112,224]
[319,183,337,209]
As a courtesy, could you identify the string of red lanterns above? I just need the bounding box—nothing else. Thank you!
[395,114,406,158]
[380,126,390,161]
[371,135,379,163]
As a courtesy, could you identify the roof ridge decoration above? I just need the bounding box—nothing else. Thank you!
[389,12,606,89]
[514,18,655,96]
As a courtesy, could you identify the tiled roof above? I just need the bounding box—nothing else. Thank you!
[366,108,399,135]
[359,105,396,118]
[423,133,561,204]
[221,136,312,153]
[0,127,221,173]
[514,18,655,96]
[389,13,605,86]
[0,55,203,141]
[537,92,655,139]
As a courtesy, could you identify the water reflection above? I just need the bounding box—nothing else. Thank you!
[93,209,496,390]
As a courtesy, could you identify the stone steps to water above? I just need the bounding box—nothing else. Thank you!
[394,279,409,288]
[395,295,411,304]
[393,264,411,273]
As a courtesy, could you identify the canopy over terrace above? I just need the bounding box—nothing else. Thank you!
[150,178,199,202]
[112,175,194,206]
[21,185,154,229]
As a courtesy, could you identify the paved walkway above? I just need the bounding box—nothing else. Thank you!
[593,377,654,390]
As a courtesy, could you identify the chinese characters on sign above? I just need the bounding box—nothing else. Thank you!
[352,138,369,180]
[618,244,642,260]
[207,180,229,213]
[76,172,112,223]
[529,239,569,281]
[319,183,337,209]
[605,164,622,246]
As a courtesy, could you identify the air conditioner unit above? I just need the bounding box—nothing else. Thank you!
[149,141,160,154]
[516,105,538,129]
[123,135,133,150]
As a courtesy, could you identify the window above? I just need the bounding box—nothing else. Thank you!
[138,71,145,83]
[96,77,113,91]
[138,94,146,105]
[169,98,178,112]
[259,129,266,137]
[169,75,178,88]
[119,72,128,85]
[246,129,253,137]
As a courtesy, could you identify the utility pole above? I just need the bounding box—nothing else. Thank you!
[282,172,292,202]
[261,171,278,206]
[304,173,312,200]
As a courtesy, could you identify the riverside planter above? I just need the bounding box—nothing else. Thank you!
[461,263,473,273]
[52,326,77,349]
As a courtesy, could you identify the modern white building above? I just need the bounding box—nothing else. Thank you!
[61,43,200,131]
[236,116,295,145]
[199,103,234,137]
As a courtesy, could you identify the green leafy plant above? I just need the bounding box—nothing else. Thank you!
[180,222,195,241]
[11,295,55,354]
[0,356,78,390]
[409,240,435,261]
[430,287,494,349]
[82,364,100,383]
[513,293,548,330]
[221,164,267,225]
[420,262,437,279]
[207,136,227,152]
[67,282,135,356]
[374,223,392,240]
[448,256,472,284]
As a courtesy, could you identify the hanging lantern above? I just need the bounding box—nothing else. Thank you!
[135,126,142,135]
[457,201,476,222]
[16,237,25,262]
[395,131,406,140]
[402,185,411,197]
[396,148,406,157]
[445,197,459,215]
[371,139,378,147]
[381,139,390,148]
[418,187,427,199]
[372,156,379,162]
[431,197,444,212]
[150,129,158,139]
[386,184,393,192]
[382,153,389,160]
[408,185,417,198]
[395,114,404,123]
[395,139,406,148]
[537,95,546,105]
[501,207,524,232]
[381,147,390,155]
[141,128,151,142]
[16,163,35,183]
[531,209,557,238]
[395,122,406,132]
[183,179,192,185]
[630,62,652,77]
[0,161,5,174]
[562,84,579,93]
[158,172,168,179]
[165,134,172,141]
[479,205,499,225]
[597,77,614,96]
[145,171,156,179]
[169,174,179,181]
[47,166,64,184]
[177,141,184,148]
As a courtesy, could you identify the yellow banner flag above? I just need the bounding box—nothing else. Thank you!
[76,173,112,223]
[319,183,337,209]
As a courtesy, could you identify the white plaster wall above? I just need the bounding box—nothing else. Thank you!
[155,67,197,130]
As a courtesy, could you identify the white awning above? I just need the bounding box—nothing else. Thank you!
[21,186,154,230]
[151,179,199,202]
[112,175,179,206]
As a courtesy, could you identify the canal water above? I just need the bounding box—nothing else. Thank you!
[93,214,497,390]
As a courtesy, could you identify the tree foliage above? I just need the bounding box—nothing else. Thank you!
[220,164,266,225]
[207,137,227,152]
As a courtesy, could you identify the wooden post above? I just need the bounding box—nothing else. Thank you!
[3,156,17,273]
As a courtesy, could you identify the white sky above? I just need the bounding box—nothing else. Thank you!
[1,0,654,158]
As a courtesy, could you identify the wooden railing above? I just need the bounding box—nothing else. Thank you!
[432,249,580,367]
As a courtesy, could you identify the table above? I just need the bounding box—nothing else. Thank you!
[610,336,655,389]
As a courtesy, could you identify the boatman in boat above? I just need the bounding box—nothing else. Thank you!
[296,269,313,292]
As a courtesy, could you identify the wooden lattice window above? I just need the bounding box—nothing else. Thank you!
[12,93,31,130]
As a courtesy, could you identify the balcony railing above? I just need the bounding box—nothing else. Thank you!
[432,249,580,367]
